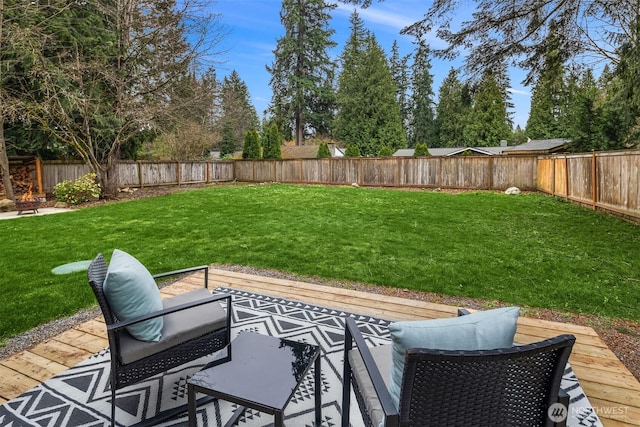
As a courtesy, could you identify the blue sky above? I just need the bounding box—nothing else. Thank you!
[211,0,532,129]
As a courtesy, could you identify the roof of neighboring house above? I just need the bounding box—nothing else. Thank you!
[394,146,507,157]
[502,138,568,154]
[281,145,322,159]
[281,143,344,159]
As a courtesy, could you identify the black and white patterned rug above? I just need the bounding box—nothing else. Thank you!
[0,287,601,426]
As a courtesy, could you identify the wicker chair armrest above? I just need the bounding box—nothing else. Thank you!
[345,317,399,425]
[108,293,230,332]
[152,265,209,288]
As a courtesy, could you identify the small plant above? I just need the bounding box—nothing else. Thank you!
[242,130,262,159]
[377,145,393,157]
[413,143,431,156]
[53,173,101,205]
[316,142,332,158]
[344,144,361,157]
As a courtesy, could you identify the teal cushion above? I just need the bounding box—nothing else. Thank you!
[388,306,519,409]
[103,249,163,342]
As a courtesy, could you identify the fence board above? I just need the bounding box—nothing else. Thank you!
[41,163,90,193]
[537,150,640,220]
[399,157,440,186]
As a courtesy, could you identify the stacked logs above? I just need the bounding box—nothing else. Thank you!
[0,165,36,196]
[10,165,36,194]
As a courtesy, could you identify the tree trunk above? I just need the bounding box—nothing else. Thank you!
[100,149,120,198]
[0,0,13,201]
[0,118,14,201]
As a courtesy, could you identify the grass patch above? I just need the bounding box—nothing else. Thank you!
[1,184,639,345]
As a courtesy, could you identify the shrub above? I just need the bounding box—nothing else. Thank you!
[262,124,282,159]
[242,130,262,159]
[414,143,431,156]
[53,173,101,205]
[344,144,361,157]
[378,145,393,157]
[316,142,332,158]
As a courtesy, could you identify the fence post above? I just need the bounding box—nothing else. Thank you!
[564,155,569,200]
[138,162,143,188]
[488,156,493,190]
[35,157,43,195]
[551,156,555,196]
[592,151,597,210]
[177,161,181,186]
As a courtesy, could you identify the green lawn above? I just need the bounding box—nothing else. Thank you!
[1,184,639,346]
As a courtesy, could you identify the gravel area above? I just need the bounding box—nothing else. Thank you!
[2,185,637,383]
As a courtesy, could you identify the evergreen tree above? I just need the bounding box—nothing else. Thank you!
[606,17,640,147]
[335,12,406,156]
[525,26,570,139]
[219,121,237,158]
[566,70,601,152]
[409,40,436,147]
[344,144,361,157]
[414,143,431,156]
[267,0,337,145]
[316,142,332,158]
[242,130,261,159]
[511,125,527,145]
[262,123,282,159]
[389,40,411,139]
[220,70,259,153]
[434,68,472,147]
[464,69,512,146]
[333,11,368,148]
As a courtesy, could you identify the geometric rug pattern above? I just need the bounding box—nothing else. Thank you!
[0,287,602,426]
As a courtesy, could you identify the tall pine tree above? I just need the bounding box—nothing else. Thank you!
[335,11,406,156]
[267,0,337,145]
[525,25,570,139]
[220,70,259,153]
[389,40,411,140]
[464,69,512,146]
[434,68,472,147]
[409,40,436,147]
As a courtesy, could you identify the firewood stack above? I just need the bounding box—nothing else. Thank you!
[10,165,36,195]
[0,165,37,197]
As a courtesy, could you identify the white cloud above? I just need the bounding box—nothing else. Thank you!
[508,88,530,96]
[334,3,414,32]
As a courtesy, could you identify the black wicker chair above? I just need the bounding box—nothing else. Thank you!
[342,314,576,427]
[88,253,232,427]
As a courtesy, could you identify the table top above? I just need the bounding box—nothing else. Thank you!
[188,332,320,411]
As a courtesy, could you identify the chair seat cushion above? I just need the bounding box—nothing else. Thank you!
[103,249,164,342]
[118,288,227,364]
[348,344,392,427]
[388,306,519,408]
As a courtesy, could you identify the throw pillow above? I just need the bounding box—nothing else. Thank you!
[388,306,519,408]
[103,249,164,342]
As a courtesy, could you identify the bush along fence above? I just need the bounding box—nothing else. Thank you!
[26,149,640,221]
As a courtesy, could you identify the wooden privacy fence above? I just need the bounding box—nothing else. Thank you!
[35,151,640,221]
[537,150,640,220]
[235,156,538,190]
[40,160,235,192]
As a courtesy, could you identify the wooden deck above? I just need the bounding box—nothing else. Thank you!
[1,268,639,426]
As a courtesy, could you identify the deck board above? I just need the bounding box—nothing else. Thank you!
[0,267,638,426]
